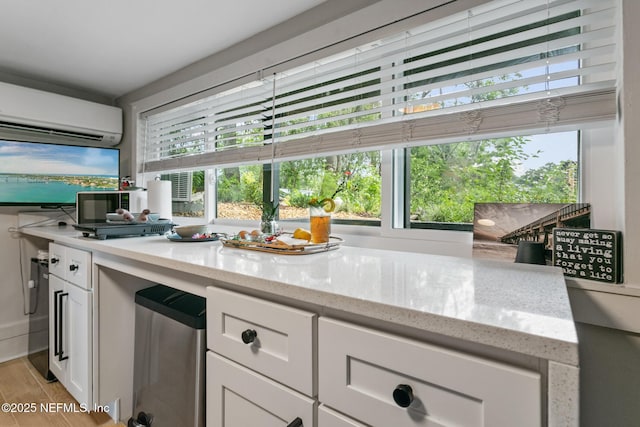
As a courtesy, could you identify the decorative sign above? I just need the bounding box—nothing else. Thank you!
[553,228,622,284]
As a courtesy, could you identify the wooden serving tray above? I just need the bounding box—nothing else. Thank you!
[221,234,343,255]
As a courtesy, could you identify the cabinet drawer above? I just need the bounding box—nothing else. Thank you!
[207,287,316,395]
[318,405,366,427]
[319,318,541,427]
[207,352,315,427]
[48,243,91,289]
[66,246,91,289]
[48,243,67,279]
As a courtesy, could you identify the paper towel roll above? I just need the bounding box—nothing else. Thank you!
[147,180,172,220]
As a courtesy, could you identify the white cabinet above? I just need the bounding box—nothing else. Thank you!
[206,287,316,427]
[207,352,315,427]
[207,286,315,395]
[206,288,544,427]
[318,318,541,427]
[48,243,92,406]
[49,243,91,288]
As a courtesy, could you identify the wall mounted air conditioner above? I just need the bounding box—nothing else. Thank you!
[0,81,122,147]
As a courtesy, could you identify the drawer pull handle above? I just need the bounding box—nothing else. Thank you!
[241,329,257,344]
[393,384,414,408]
[69,264,79,272]
[286,417,303,427]
[51,257,59,264]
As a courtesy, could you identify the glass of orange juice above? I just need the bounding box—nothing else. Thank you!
[309,205,331,243]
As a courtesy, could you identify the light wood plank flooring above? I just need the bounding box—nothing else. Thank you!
[0,356,124,427]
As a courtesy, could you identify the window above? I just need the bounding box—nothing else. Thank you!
[215,152,382,223]
[404,131,578,229]
[139,0,616,230]
[278,152,381,223]
[216,165,265,221]
[160,171,206,217]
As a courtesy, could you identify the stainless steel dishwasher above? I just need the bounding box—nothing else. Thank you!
[130,284,206,427]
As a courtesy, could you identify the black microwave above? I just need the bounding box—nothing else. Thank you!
[76,191,147,224]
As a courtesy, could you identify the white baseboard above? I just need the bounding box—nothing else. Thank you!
[0,316,46,363]
[0,335,28,364]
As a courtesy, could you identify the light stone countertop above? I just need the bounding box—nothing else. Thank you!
[21,224,578,366]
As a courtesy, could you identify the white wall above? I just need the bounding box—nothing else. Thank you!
[566,2,640,425]
[0,210,52,362]
[0,211,28,362]
[620,0,640,286]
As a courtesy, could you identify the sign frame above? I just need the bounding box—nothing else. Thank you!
[552,228,622,284]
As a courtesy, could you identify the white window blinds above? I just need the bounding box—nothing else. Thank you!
[142,0,617,173]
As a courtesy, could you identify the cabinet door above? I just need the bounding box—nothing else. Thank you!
[207,352,315,427]
[64,282,92,406]
[319,318,541,427]
[49,274,67,382]
[49,274,92,406]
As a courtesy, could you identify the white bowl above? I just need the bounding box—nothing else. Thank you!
[173,224,213,238]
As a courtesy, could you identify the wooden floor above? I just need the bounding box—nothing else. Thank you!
[0,356,125,427]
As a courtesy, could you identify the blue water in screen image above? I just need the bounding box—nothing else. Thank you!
[0,140,119,204]
[0,177,114,204]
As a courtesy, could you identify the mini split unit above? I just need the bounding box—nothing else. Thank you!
[0,81,122,147]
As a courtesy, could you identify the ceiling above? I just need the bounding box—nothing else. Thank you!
[0,0,326,100]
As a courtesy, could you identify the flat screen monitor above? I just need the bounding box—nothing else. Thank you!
[0,139,120,206]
